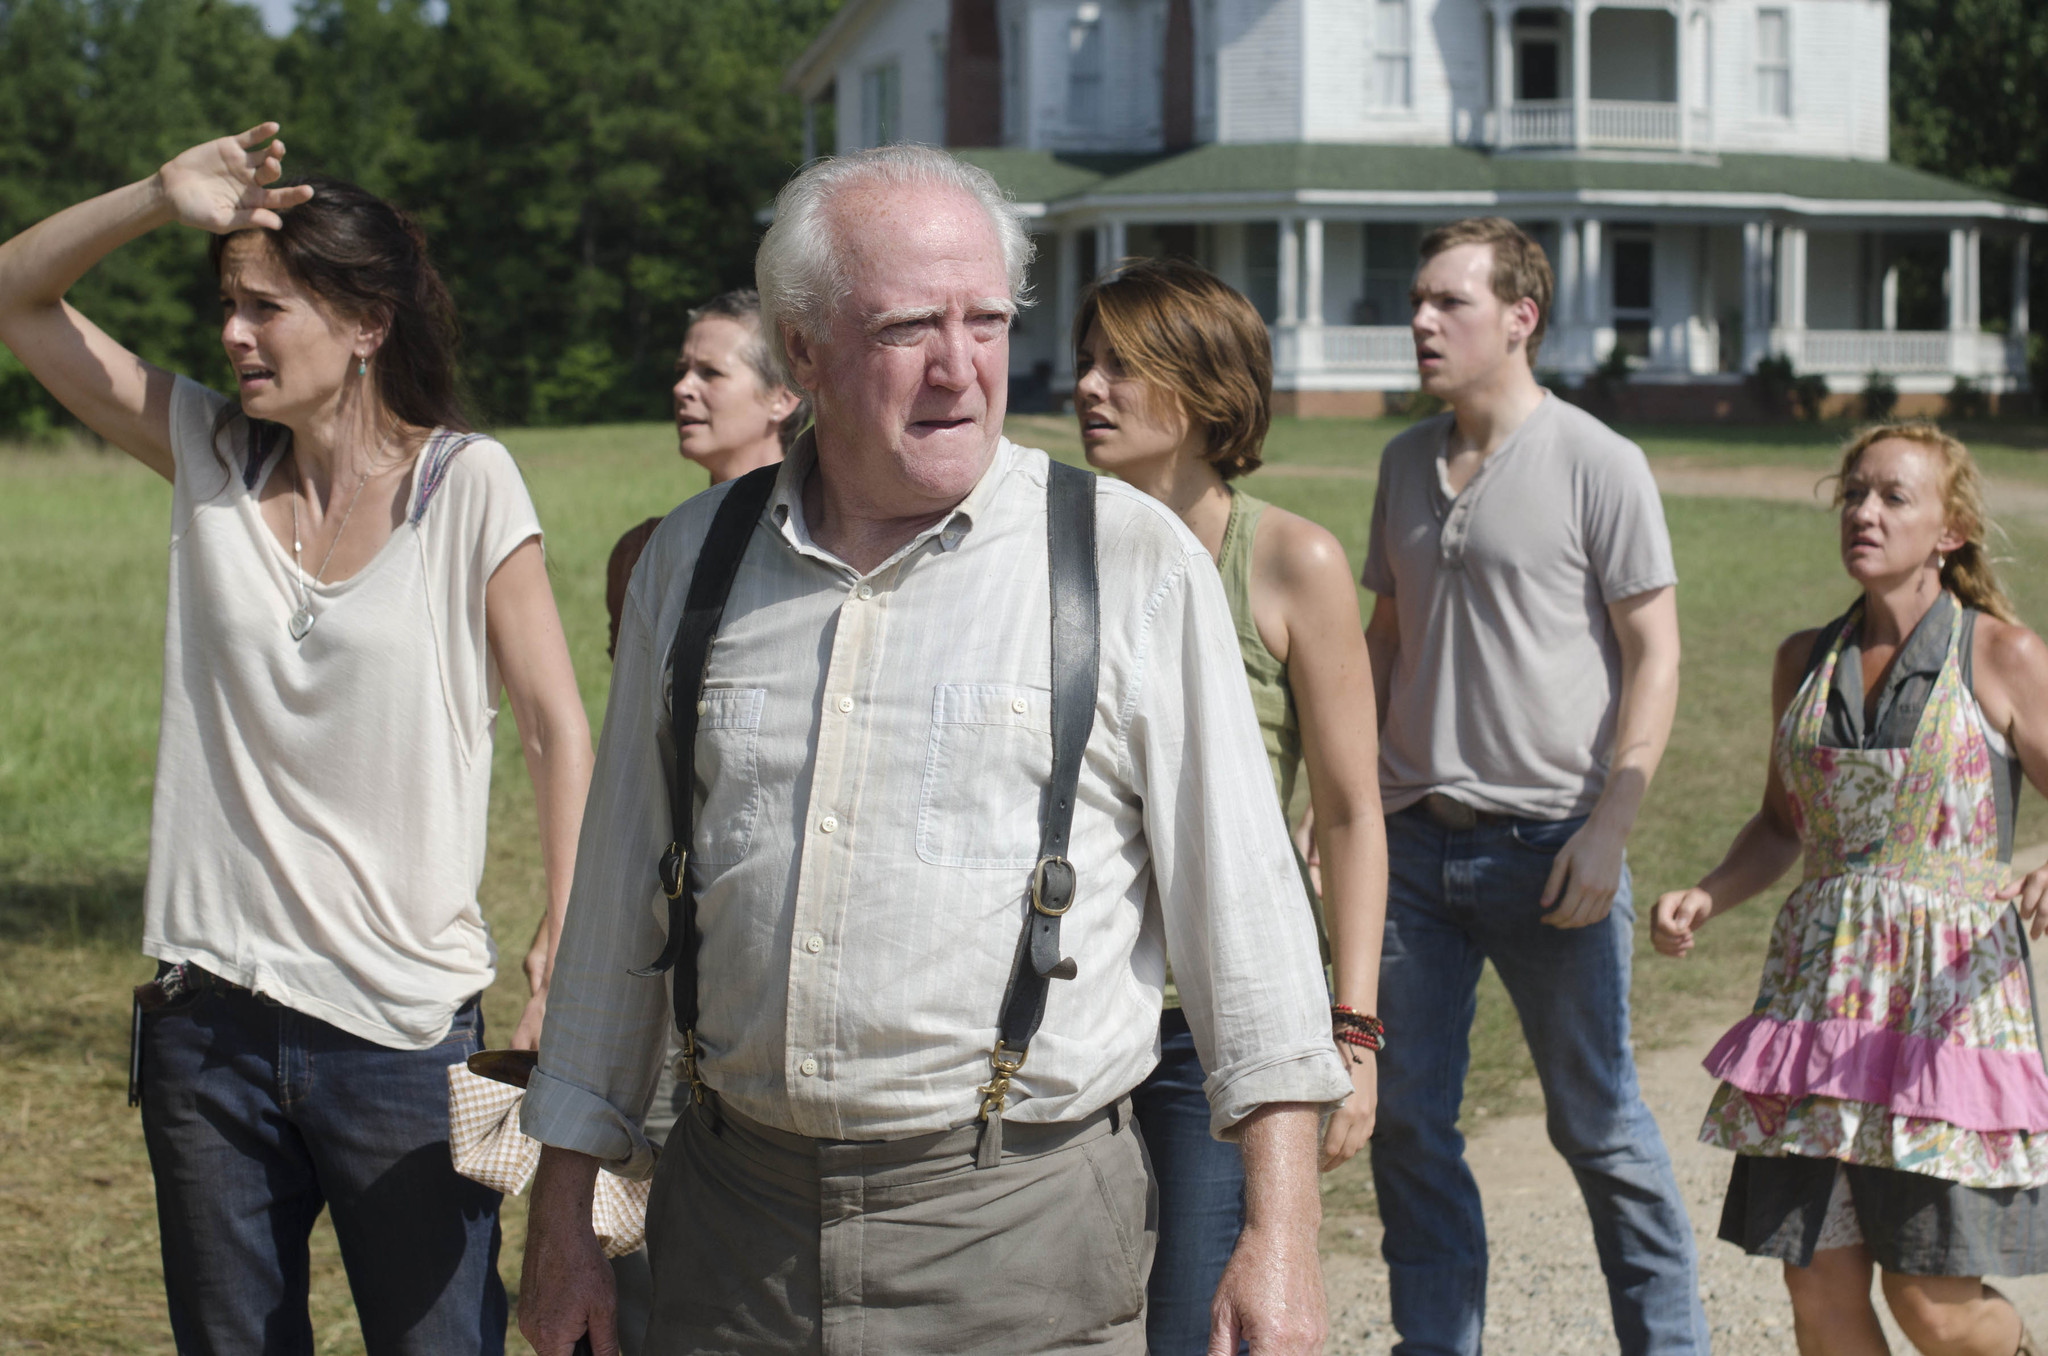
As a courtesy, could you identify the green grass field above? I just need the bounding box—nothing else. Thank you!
[4,413,2048,1349]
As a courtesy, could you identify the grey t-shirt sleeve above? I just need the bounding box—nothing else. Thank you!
[1582,439,1677,603]
[1359,453,1397,596]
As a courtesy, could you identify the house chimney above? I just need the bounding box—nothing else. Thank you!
[1162,0,1195,150]
[947,0,1003,147]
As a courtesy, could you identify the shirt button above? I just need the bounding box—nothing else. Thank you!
[1011,697,1029,715]
[836,696,854,713]
[857,584,874,600]
[820,815,839,834]
[696,699,707,716]
[799,1057,819,1077]
[805,933,824,954]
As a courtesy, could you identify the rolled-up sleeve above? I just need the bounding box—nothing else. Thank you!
[521,562,677,1179]
[1123,555,1352,1139]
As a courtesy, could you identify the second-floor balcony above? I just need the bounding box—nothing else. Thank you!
[1501,99,1691,151]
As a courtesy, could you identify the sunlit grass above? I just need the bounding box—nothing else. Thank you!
[5,415,2046,1343]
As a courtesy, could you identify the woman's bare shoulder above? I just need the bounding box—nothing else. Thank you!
[1252,501,1353,589]
[1973,613,2048,687]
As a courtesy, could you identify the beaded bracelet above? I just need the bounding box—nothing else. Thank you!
[1331,1004,1386,1053]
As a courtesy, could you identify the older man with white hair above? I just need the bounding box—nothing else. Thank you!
[516,146,1350,1356]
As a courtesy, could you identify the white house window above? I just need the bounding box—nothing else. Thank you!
[1755,8,1790,118]
[861,61,901,147]
[1068,3,1105,133]
[1373,0,1412,109]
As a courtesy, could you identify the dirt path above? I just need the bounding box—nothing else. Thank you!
[1319,846,2048,1354]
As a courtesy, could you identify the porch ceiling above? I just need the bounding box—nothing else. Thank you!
[956,143,2048,223]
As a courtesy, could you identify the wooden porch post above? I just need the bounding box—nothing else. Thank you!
[1278,218,1300,326]
[1571,0,1591,151]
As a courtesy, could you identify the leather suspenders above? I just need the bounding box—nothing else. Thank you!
[977,460,1099,1164]
[630,464,779,1093]
[634,459,1100,1160]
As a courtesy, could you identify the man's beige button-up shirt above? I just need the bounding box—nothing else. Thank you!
[524,436,1350,1172]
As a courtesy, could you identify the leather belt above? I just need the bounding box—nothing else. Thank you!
[1416,792,1515,832]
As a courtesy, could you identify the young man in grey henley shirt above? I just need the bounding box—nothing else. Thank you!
[1360,217,1707,1356]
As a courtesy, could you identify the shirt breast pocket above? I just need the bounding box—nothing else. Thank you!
[917,683,1053,869]
[693,687,767,866]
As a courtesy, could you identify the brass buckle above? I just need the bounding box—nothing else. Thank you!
[977,1041,1027,1121]
[660,842,687,900]
[1029,856,1075,917]
[681,1029,710,1106]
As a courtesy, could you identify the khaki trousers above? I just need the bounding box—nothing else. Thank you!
[642,1094,1155,1355]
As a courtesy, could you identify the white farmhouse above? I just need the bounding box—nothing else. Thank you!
[787,0,2043,414]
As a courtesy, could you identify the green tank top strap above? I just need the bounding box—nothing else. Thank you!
[1218,489,1302,810]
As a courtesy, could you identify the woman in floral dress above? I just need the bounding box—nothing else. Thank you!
[1654,421,2048,1356]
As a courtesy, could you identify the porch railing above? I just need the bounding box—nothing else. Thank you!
[1587,100,1682,149]
[1501,99,1684,150]
[1773,329,2018,377]
[1503,100,1573,148]
[1271,325,1415,373]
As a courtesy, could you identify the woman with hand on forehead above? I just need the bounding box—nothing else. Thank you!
[0,125,592,1353]
[1655,423,2048,1356]
[1071,256,1390,1355]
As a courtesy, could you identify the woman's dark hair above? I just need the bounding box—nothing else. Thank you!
[210,176,470,435]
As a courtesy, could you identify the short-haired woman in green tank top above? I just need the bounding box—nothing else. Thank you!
[1072,256,1389,1355]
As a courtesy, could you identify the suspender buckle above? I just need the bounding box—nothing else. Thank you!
[658,843,687,900]
[977,1041,1028,1122]
[1029,856,1077,917]
[681,1028,710,1106]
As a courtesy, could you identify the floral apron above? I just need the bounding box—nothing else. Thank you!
[1699,604,2048,1188]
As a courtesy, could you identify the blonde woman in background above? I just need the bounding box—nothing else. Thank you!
[1072,256,1388,1355]
[1655,423,2048,1355]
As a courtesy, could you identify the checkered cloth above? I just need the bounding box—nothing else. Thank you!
[447,1063,652,1258]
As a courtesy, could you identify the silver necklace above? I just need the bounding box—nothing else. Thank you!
[287,459,371,641]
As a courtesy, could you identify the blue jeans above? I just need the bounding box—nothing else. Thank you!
[1370,807,1708,1356]
[1130,1008,1246,1356]
[139,982,507,1355]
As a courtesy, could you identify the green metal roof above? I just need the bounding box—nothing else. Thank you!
[962,143,2041,215]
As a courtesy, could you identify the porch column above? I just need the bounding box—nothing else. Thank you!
[1674,1,1692,154]
[1556,216,1582,362]
[1882,246,1899,332]
[1302,217,1325,326]
[1571,0,1591,151]
[2014,233,2032,340]
[1741,219,1773,367]
[1491,2,1513,148]
[1106,218,1127,265]
[1580,217,1603,325]
[1054,229,1080,386]
[802,101,818,163]
[1777,225,1807,334]
[1966,227,1983,330]
[1947,226,1970,332]
[1278,217,1301,325]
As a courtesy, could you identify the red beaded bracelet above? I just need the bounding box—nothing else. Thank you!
[1331,1004,1386,1052]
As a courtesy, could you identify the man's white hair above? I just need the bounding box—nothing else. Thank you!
[755,145,1035,391]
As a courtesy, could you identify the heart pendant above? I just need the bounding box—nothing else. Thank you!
[288,607,315,641]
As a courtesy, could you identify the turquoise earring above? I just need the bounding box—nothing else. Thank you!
[357,359,367,377]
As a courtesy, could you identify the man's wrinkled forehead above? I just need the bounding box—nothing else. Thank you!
[825,183,1010,313]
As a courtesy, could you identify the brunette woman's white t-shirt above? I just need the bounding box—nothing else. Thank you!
[142,377,543,1049]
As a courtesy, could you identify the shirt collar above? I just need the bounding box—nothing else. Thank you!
[768,426,1014,572]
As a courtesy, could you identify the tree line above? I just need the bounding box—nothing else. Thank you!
[0,0,834,434]
[0,0,2043,437]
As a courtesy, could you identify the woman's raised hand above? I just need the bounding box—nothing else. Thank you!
[157,123,315,234]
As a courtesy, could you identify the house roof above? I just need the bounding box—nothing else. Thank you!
[784,0,888,98]
[957,144,2048,223]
